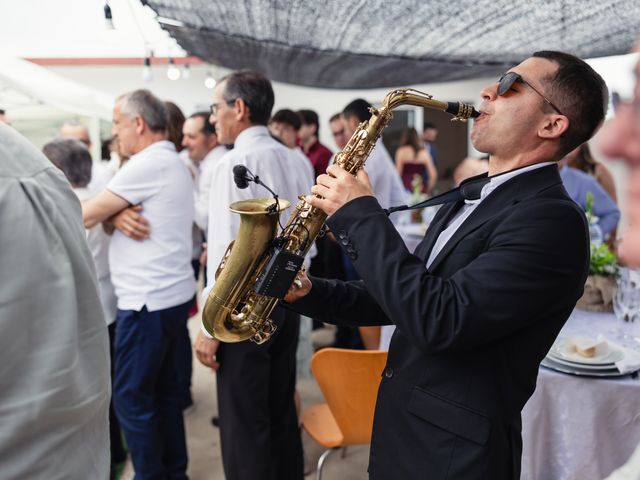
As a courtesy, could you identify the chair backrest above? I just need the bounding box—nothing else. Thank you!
[310,348,388,445]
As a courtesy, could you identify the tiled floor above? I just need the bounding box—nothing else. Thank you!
[120,314,370,480]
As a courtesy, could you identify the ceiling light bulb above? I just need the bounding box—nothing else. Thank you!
[167,58,181,81]
[182,64,191,80]
[104,2,114,30]
[142,57,152,83]
[204,72,216,89]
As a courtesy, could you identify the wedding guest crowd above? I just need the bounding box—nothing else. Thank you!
[6,42,640,480]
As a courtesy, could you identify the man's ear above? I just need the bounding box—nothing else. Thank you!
[539,114,569,140]
[207,133,218,150]
[234,98,249,123]
[346,115,359,133]
[133,115,145,136]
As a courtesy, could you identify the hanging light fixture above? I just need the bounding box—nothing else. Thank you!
[204,71,216,89]
[167,57,181,81]
[182,63,191,80]
[142,56,152,83]
[104,2,115,29]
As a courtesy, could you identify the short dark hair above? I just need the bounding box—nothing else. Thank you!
[298,109,319,135]
[220,70,274,126]
[423,122,437,130]
[164,101,185,151]
[43,138,93,188]
[342,99,372,123]
[117,89,168,133]
[329,112,342,123]
[189,111,216,135]
[0,108,5,115]
[532,51,608,157]
[270,109,301,130]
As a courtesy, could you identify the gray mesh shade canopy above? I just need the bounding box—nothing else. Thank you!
[143,0,640,88]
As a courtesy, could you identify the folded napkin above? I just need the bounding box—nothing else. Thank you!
[597,334,640,374]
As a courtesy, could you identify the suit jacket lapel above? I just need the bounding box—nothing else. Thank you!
[426,165,562,272]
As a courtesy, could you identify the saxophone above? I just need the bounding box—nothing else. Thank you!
[202,88,478,344]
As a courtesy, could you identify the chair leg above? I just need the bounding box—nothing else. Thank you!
[341,446,347,459]
[316,448,338,480]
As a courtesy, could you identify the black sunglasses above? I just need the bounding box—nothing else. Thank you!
[497,72,565,117]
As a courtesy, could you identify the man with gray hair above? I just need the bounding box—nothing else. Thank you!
[195,70,309,480]
[59,119,114,191]
[83,89,196,479]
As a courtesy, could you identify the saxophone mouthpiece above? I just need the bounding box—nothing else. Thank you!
[445,102,480,121]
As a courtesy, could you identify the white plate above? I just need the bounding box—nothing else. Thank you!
[549,338,624,365]
[541,356,628,377]
[546,355,617,370]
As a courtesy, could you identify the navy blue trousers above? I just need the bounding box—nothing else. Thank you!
[114,299,193,480]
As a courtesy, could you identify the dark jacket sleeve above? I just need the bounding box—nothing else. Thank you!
[290,194,589,354]
[284,276,393,326]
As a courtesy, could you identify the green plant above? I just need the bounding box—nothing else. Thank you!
[590,242,618,276]
[585,191,595,225]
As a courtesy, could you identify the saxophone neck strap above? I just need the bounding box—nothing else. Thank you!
[385,174,490,216]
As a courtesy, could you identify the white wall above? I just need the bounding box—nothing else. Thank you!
[41,63,489,151]
[11,55,638,235]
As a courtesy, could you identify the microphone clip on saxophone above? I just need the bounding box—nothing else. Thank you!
[232,164,280,215]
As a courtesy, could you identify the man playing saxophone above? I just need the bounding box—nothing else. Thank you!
[285,51,608,479]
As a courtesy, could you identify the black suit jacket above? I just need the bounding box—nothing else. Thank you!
[289,165,589,479]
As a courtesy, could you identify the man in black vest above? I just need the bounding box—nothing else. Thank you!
[285,51,608,479]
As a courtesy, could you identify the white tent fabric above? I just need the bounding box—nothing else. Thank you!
[0,56,114,120]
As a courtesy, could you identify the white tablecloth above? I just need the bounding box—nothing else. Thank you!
[521,309,640,480]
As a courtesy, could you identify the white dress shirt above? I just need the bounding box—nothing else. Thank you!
[329,139,408,222]
[365,140,409,210]
[195,144,229,231]
[107,140,196,311]
[203,126,315,305]
[75,187,117,324]
[426,162,555,268]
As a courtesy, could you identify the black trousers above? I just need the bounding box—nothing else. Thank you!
[107,322,126,478]
[216,307,303,480]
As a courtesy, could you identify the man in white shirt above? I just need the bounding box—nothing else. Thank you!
[0,124,110,479]
[269,108,316,188]
[182,111,229,232]
[194,71,308,480]
[342,99,409,213]
[83,89,196,479]
[59,119,114,191]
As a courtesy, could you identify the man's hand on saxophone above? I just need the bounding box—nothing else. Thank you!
[283,270,313,303]
[307,164,375,216]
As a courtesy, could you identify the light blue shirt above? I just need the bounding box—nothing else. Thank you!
[559,165,619,237]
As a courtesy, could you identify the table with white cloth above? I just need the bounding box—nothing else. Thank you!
[521,309,640,480]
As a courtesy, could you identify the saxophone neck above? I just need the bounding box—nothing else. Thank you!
[376,88,479,121]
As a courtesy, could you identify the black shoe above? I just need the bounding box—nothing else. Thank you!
[211,415,220,427]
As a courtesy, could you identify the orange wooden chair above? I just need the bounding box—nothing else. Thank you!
[301,348,388,480]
